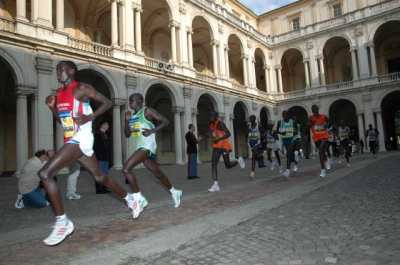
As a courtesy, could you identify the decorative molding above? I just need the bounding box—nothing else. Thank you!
[172,106,184,113]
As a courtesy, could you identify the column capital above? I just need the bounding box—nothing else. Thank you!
[263,64,270,70]
[133,4,142,12]
[111,98,126,106]
[303,58,310,63]
[274,64,282,70]
[219,113,226,119]
[350,46,358,52]
[315,54,324,60]
[366,42,375,48]
[191,109,199,115]
[169,21,178,28]
[356,110,364,115]
[210,39,220,46]
[229,114,235,120]
[172,106,184,113]
[224,45,229,51]
[372,108,382,114]
[186,27,193,34]
[241,53,248,60]
[15,85,36,95]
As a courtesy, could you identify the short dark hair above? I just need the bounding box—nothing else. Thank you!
[188,124,194,130]
[211,110,218,117]
[34,149,47,158]
[99,120,108,127]
[59,60,78,78]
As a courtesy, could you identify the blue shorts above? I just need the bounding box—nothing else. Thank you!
[249,140,260,149]
[282,137,293,147]
[138,148,156,160]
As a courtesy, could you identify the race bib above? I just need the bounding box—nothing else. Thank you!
[129,117,141,137]
[59,111,74,138]
[314,123,325,134]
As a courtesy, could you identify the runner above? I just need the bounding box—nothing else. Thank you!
[247,115,266,180]
[338,119,351,167]
[276,111,294,179]
[365,124,379,158]
[265,122,283,173]
[292,116,302,173]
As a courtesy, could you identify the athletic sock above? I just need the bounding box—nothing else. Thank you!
[169,187,177,195]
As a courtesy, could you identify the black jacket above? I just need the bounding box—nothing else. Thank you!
[93,130,111,161]
[185,131,198,154]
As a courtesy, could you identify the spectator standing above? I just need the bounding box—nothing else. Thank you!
[93,121,111,193]
[185,124,203,179]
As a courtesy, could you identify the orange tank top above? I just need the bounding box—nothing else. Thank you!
[210,120,232,150]
[311,114,328,142]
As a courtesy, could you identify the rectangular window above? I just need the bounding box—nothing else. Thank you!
[292,18,300,30]
[333,4,342,17]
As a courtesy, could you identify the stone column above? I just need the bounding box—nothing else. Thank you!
[374,109,386,152]
[252,58,257,89]
[110,0,118,46]
[307,41,319,87]
[124,2,134,50]
[241,54,248,86]
[31,0,39,23]
[317,55,326,85]
[36,52,54,150]
[357,111,365,151]
[16,0,27,20]
[211,40,219,76]
[191,109,201,163]
[362,93,373,131]
[269,63,276,93]
[118,1,125,48]
[247,56,253,87]
[183,86,192,132]
[15,86,33,176]
[356,28,370,79]
[350,47,359,81]
[95,31,102,43]
[169,21,177,64]
[303,59,310,88]
[134,6,142,53]
[112,100,124,169]
[225,45,230,78]
[173,107,184,164]
[367,43,378,77]
[56,0,64,30]
[264,64,270,92]
[179,6,188,67]
[187,28,194,68]
[276,65,283,93]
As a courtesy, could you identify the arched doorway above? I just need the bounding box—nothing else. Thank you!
[328,99,357,140]
[381,91,400,150]
[197,93,217,162]
[233,102,248,158]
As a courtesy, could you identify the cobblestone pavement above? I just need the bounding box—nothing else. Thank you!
[0,152,398,265]
[142,152,400,265]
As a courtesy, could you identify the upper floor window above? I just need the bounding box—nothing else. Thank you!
[333,4,342,17]
[293,18,300,30]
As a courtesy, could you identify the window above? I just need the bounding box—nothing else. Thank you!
[333,4,342,17]
[293,18,300,30]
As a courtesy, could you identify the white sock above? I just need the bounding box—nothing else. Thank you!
[124,193,133,201]
[56,214,68,225]
[214,181,218,186]
[169,187,177,195]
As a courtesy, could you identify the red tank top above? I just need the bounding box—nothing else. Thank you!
[57,81,81,143]
[209,120,232,150]
[311,114,328,142]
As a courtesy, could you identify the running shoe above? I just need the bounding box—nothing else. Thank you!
[293,165,298,173]
[249,172,254,180]
[271,162,276,171]
[208,184,220,192]
[294,151,299,162]
[43,220,74,246]
[283,169,290,179]
[67,193,82,200]
[127,193,141,219]
[325,160,331,170]
[320,169,326,178]
[140,196,148,212]
[172,190,182,208]
[279,166,283,173]
[15,194,24,209]
[238,157,245,169]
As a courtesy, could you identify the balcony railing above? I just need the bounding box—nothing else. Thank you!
[282,90,306,99]
[326,81,354,92]
[231,82,246,92]
[378,72,400,83]
[68,37,111,57]
[196,72,216,84]
[0,16,15,32]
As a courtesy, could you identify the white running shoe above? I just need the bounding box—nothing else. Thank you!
[67,193,82,200]
[347,163,350,168]
[338,157,343,164]
[263,150,267,157]
[208,184,220,192]
[279,166,283,173]
[238,157,245,169]
[15,194,24,209]
[325,160,331,170]
[127,193,141,219]
[283,169,290,179]
[320,169,326,178]
[172,190,182,208]
[140,196,148,212]
[43,220,74,246]
[293,165,298,173]
[294,151,299,162]
[271,162,276,171]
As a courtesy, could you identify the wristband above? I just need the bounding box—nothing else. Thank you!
[151,128,156,134]
[90,113,96,120]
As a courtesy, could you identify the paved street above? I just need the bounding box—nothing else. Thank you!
[0,151,399,265]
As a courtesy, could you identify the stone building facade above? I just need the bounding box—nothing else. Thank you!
[0,0,399,175]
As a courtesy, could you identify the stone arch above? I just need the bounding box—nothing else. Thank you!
[0,48,24,85]
[318,34,354,55]
[141,78,179,107]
